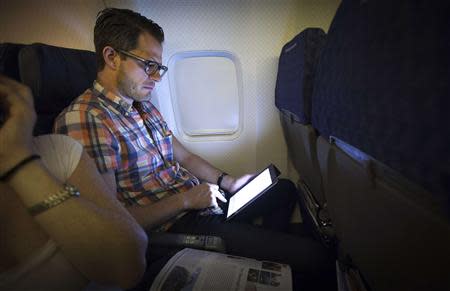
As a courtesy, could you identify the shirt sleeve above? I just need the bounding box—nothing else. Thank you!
[53,110,120,173]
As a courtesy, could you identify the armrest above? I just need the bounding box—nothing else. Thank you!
[148,232,226,253]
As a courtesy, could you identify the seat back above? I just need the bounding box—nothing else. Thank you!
[275,28,326,125]
[311,0,450,201]
[275,28,332,242]
[317,136,450,291]
[18,43,97,135]
[310,0,450,290]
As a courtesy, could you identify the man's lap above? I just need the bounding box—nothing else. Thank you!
[167,211,332,274]
[130,178,336,290]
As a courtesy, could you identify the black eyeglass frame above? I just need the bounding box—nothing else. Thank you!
[116,49,168,77]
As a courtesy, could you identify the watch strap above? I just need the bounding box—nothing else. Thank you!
[217,172,228,190]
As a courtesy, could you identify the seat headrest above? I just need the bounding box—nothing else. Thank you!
[0,43,25,81]
[18,43,97,135]
[275,28,326,124]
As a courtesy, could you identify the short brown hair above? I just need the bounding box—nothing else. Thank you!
[94,8,164,71]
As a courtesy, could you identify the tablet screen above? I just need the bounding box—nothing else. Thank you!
[226,167,273,218]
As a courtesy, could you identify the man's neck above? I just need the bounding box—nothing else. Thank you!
[96,72,133,106]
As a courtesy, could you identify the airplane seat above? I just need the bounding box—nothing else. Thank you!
[275,28,333,244]
[0,43,25,81]
[311,0,450,290]
[18,43,97,136]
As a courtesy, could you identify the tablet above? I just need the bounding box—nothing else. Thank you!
[226,164,280,220]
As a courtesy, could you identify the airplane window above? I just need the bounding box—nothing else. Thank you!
[168,51,243,141]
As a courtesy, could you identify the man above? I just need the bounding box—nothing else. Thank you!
[54,9,333,286]
[55,7,297,233]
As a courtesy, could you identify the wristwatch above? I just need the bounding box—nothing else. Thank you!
[217,172,228,190]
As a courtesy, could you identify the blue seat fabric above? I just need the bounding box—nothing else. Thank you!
[311,0,450,201]
[18,43,97,135]
[275,28,326,124]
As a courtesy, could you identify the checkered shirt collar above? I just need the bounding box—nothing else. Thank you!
[92,81,134,114]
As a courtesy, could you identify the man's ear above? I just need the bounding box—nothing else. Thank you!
[103,46,119,70]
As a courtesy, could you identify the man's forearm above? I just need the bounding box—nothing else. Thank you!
[180,153,223,184]
[180,153,247,193]
[101,169,189,230]
[126,193,186,230]
[172,137,224,185]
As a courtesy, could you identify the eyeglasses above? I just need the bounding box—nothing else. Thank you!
[116,49,168,78]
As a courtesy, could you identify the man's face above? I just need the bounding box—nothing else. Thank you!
[116,32,163,102]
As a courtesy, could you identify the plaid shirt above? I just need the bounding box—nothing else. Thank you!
[54,81,199,207]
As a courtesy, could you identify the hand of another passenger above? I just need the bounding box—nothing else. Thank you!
[0,75,36,173]
[227,174,254,193]
[182,183,227,210]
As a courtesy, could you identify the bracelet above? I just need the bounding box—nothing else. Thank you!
[217,172,228,190]
[0,155,41,182]
[28,183,80,216]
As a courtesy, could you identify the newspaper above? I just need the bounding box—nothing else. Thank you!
[150,248,292,291]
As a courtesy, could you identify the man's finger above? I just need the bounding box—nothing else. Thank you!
[0,82,18,98]
[207,183,219,190]
[212,200,219,208]
[0,75,34,108]
[0,74,26,90]
[215,190,227,203]
[0,83,28,107]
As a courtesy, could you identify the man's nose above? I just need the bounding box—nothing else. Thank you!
[149,72,162,82]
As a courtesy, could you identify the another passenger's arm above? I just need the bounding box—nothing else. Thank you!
[0,75,147,289]
[7,152,147,288]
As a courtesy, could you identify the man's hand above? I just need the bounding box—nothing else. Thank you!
[182,183,227,210]
[0,75,36,173]
[225,174,254,193]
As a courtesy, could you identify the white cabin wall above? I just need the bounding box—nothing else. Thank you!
[0,0,103,50]
[107,0,341,178]
[0,0,340,179]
